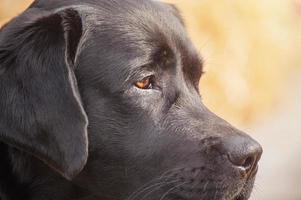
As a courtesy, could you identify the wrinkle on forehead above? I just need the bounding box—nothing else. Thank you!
[70,0,202,94]
[78,0,187,49]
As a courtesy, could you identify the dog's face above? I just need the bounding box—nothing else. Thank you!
[0,0,262,200]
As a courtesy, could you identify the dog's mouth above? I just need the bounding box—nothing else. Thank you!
[161,179,254,200]
[232,166,258,200]
[144,166,259,200]
[127,168,257,200]
[231,185,252,200]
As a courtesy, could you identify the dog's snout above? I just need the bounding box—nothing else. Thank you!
[224,135,262,174]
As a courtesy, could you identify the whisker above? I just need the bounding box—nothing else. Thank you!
[140,180,180,200]
[158,167,184,179]
[202,181,209,193]
[126,167,185,200]
[213,184,218,200]
[159,182,188,200]
[125,177,164,200]
[126,168,185,200]
[126,179,178,200]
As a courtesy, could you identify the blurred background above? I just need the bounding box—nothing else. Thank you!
[1,0,301,199]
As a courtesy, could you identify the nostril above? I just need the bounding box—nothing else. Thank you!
[228,153,257,174]
[223,134,262,175]
[227,143,262,175]
[241,156,255,172]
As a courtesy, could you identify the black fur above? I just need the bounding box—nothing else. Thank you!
[0,1,262,200]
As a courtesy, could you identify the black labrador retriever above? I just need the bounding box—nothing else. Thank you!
[0,0,262,199]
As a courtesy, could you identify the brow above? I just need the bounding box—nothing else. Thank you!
[181,48,204,84]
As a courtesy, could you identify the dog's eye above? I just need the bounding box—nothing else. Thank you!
[135,76,153,89]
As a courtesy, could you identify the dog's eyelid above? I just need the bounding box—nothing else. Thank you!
[129,63,156,79]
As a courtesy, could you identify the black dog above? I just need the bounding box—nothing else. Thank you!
[0,0,262,199]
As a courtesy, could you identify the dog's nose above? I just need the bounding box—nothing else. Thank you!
[224,135,262,174]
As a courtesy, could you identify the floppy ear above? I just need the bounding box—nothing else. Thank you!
[0,8,88,180]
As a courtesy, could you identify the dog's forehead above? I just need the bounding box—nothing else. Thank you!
[30,0,185,42]
[49,0,203,87]
[31,0,194,62]
[81,0,195,65]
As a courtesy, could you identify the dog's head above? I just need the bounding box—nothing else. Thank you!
[0,0,262,199]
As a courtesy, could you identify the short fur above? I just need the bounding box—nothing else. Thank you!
[0,0,262,200]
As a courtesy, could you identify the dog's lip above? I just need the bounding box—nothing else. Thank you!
[234,195,246,200]
[158,164,259,200]
[232,166,259,200]
[249,164,259,178]
[231,188,247,200]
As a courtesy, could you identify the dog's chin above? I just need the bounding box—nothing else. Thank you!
[167,183,254,200]
[149,178,255,200]
[159,171,257,200]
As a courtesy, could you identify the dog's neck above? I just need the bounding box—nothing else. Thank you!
[0,142,91,200]
[0,142,30,200]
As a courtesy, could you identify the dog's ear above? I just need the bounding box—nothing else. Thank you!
[0,8,88,180]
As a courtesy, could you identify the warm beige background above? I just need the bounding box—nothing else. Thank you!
[1,0,301,199]
[167,0,301,126]
[1,0,301,126]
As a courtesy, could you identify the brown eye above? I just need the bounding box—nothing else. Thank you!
[135,76,153,89]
